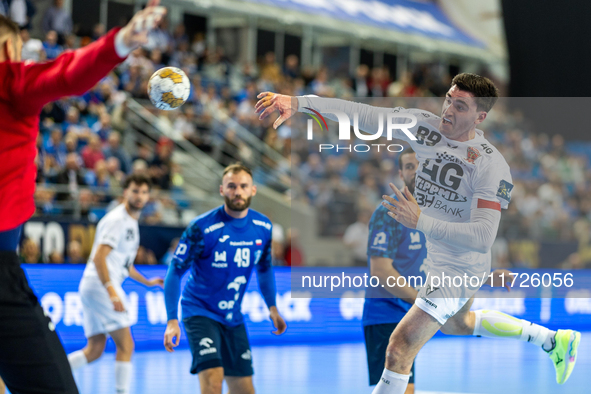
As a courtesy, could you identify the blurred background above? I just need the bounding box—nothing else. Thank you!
[6,1,591,392]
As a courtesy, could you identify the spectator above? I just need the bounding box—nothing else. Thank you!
[9,0,27,28]
[103,131,131,173]
[20,238,42,264]
[81,134,105,170]
[45,127,67,167]
[48,250,64,264]
[91,23,105,41]
[351,64,369,97]
[54,153,86,201]
[66,240,85,264]
[191,32,206,57]
[20,28,44,62]
[150,138,173,189]
[342,210,371,266]
[159,196,179,225]
[34,186,60,216]
[42,0,72,39]
[135,246,157,265]
[42,30,63,60]
[85,159,110,190]
[284,229,304,266]
[283,54,299,80]
[106,157,125,192]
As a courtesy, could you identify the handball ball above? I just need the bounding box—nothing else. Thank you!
[147,67,191,111]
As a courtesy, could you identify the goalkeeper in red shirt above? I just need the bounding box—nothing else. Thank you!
[0,2,165,393]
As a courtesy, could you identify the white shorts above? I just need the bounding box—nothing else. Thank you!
[414,254,489,325]
[79,276,131,338]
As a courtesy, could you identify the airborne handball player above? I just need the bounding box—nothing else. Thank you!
[256,73,581,392]
[0,2,166,393]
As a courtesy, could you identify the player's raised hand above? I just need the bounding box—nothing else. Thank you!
[269,306,287,335]
[164,319,181,352]
[255,92,297,129]
[382,184,421,229]
[119,0,167,49]
[148,277,164,288]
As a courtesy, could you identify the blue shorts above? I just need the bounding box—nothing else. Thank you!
[364,323,415,386]
[0,225,22,252]
[183,315,253,376]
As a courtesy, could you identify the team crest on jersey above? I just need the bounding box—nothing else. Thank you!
[126,229,134,241]
[496,180,514,202]
[465,146,481,164]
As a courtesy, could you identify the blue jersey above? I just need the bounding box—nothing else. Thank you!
[164,206,276,327]
[362,196,428,326]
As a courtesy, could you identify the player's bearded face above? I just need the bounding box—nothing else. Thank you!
[221,171,256,212]
[224,194,252,211]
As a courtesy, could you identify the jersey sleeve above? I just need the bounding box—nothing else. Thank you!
[296,96,442,157]
[471,158,513,210]
[16,28,125,114]
[170,221,205,270]
[97,218,123,249]
[255,226,277,309]
[367,202,401,259]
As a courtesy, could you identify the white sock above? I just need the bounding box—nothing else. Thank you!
[371,368,410,394]
[473,310,553,349]
[68,350,88,371]
[115,361,132,394]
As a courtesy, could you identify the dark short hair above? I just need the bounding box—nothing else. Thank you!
[451,73,499,112]
[0,14,19,41]
[124,173,152,190]
[398,147,416,169]
[222,163,253,179]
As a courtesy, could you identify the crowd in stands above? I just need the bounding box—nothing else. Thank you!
[11,5,591,268]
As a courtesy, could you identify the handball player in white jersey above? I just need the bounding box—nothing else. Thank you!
[67,174,163,394]
[256,73,581,392]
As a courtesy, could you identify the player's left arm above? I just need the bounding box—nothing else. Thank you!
[128,264,164,288]
[256,233,286,335]
[383,161,512,254]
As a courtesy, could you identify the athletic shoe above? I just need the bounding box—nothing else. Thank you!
[548,329,581,384]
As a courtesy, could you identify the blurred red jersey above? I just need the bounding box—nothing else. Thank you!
[0,28,125,231]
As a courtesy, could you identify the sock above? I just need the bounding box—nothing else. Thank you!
[371,368,410,394]
[115,361,132,394]
[473,310,552,348]
[68,350,88,371]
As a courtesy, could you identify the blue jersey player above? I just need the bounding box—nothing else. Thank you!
[163,163,287,394]
[363,149,426,394]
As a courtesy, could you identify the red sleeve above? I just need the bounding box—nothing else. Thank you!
[15,28,126,114]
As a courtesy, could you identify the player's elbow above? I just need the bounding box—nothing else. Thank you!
[471,231,495,254]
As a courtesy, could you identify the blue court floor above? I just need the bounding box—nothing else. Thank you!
[64,333,589,394]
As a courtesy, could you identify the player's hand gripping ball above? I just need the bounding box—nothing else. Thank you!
[147,67,190,110]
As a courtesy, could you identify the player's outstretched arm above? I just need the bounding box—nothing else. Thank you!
[93,244,125,312]
[19,0,166,113]
[128,264,164,288]
[255,92,415,142]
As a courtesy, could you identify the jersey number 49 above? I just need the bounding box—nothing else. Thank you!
[234,248,250,267]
